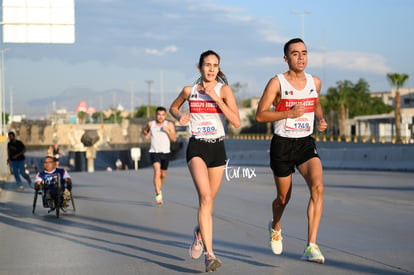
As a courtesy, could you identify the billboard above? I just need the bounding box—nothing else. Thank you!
[2,0,75,44]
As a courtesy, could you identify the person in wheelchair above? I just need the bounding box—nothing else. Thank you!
[34,156,72,210]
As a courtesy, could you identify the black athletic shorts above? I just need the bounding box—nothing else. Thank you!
[270,134,320,177]
[186,137,227,168]
[150,153,171,170]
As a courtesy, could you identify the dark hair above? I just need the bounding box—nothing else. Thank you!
[44,156,57,162]
[283,38,305,56]
[156,106,167,113]
[8,131,15,137]
[198,50,228,85]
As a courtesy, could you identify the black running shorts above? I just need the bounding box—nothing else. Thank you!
[270,134,320,177]
[186,137,227,168]
[150,153,171,170]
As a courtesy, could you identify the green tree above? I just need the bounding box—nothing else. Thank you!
[231,82,248,106]
[325,80,354,138]
[77,111,88,124]
[324,78,393,137]
[387,73,409,143]
[1,112,9,125]
[240,109,268,134]
[91,111,104,123]
[134,105,157,118]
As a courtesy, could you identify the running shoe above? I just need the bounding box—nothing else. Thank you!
[189,226,204,259]
[268,220,283,254]
[17,186,25,191]
[205,253,222,272]
[155,191,163,205]
[301,244,325,264]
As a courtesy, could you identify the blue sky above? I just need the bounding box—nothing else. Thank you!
[3,0,414,117]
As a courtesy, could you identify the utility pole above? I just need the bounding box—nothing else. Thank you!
[160,70,164,107]
[129,81,135,118]
[145,80,153,118]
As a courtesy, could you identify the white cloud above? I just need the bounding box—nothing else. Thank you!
[259,29,289,45]
[145,45,178,56]
[310,51,391,75]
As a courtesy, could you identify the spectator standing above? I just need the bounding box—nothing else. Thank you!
[7,131,32,191]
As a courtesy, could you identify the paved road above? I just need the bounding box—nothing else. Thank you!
[0,164,413,275]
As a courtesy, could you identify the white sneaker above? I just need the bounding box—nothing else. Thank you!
[155,191,163,205]
[189,226,204,259]
[268,220,283,254]
[301,244,325,264]
[17,186,25,191]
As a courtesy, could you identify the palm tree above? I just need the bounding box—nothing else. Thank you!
[338,83,348,139]
[387,73,409,143]
[326,80,353,139]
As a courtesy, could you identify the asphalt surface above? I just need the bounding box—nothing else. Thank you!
[0,163,413,275]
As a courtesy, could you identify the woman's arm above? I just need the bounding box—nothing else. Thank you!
[216,85,241,128]
[169,86,191,125]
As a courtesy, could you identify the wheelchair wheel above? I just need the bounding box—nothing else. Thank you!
[70,191,76,211]
[55,177,61,218]
[32,189,39,214]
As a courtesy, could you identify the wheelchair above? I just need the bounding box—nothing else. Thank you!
[32,175,75,218]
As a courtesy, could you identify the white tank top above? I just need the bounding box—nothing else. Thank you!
[273,73,318,138]
[188,83,226,139]
[149,120,171,153]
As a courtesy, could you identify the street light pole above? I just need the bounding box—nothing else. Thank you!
[292,11,311,40]
[145,80,153,118]
[129,80,135,118]
[0,48,10,136]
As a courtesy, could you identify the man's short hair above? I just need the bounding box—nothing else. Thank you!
[284,38,305,56]
[156,106,167,113]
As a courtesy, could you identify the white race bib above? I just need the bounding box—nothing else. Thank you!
[191,119,218,136]
[285,113,313,131]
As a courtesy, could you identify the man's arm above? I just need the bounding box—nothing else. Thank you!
[313,76,328,132]
[256,76,304,123]
[164,121,177,142]
[62,170,72,191]
[34,172,43,190]
[143,121,152,138]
